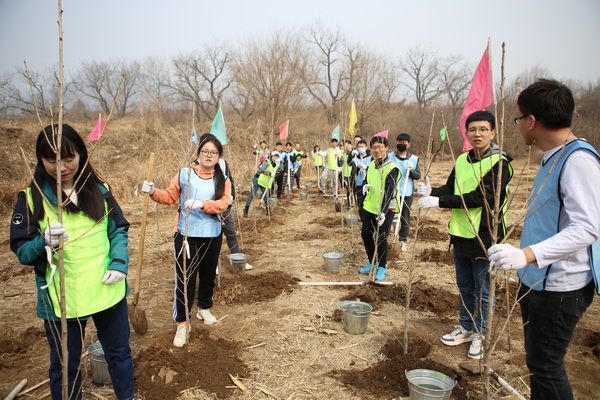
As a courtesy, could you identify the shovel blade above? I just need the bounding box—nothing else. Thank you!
[128,301,148,335]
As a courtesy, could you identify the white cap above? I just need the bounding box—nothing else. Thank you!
[271,151,280,156]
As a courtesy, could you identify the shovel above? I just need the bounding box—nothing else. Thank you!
[459,360,526,400]
[391,165,412,254]
[128,152,154,335]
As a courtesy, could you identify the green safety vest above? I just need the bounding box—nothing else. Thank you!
[326,148,341,170]
[26,187,126,318]
[363,160,401,215]
[314,153,323,167]
[448,153,511,238]
[296,150,305,166]
[257,162,277,189]
[342,154,352,178]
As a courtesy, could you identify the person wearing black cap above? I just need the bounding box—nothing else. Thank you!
[388,133,421,251]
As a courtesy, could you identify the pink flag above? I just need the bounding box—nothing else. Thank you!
[459,40,495,152]
[373,130,388,138]
[88,114,106,142]
[279,120,289,140]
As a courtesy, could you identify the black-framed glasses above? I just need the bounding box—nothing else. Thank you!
[514,115,531,125]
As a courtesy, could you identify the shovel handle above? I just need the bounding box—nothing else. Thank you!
[133,153,155,303]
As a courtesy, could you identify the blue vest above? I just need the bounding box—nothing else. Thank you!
[352,155,372,186]
[519,140,600,292]
[388,152,418,196]
[178,168,223,238]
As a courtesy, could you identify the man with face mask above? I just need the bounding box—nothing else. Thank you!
[388,133,421,251]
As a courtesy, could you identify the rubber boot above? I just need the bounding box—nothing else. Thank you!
[243,205,249,218]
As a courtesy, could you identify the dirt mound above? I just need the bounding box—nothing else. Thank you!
[341,283,456,315]
[215,271,298,305]
[311,216,341,228]
[418,226,447,242]
[134,330,249,399]
[418,247,454,264]
[380,335,431,359]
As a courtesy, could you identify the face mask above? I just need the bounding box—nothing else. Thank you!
[397,143,408,152]
[358,148,367,155]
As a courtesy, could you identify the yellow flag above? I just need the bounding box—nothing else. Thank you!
[349,100,358,135]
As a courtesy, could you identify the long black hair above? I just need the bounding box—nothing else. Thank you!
[197,133,226,200]
[31,124,107,222]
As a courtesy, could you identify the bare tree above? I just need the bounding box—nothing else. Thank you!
[232,31,306,142]
[170,43,234,120]
[75,59,140,117]
[438,55,472,114]
[138,56,175,112]
[400,45,440,111]
[294,22,362,123]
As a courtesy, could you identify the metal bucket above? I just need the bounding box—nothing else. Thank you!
[339,300,372,335]
[268,198,279,207]
[227,253,249,274]
[305,183,313,190]
[406,369,455,400]
[344,214,359,228]
[230,207,237,218]
[322,252,343,273]
[300,192,308,200]
[88,342,111,385]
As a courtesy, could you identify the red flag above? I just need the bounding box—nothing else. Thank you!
[459,40,495,152]
[373,130,388,138]
[279,120,289,140]
[88,114,106,142]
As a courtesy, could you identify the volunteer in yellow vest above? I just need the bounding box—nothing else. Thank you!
[244,151,282,217]
[417,110,513,360]
[10,124,134,400]
[318,138,343,196]
[359,136,400,281]
[312,145,324,186]
[142,135,232,348]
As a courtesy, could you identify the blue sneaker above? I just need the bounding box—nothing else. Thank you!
[358,263,372,274]
[375,266,388,281]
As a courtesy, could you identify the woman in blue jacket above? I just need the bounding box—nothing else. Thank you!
[10,124,134,400]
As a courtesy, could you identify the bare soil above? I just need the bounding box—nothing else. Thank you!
[1,157,599,400]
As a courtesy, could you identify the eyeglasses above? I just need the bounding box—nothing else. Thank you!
[371,145,386,151]
[514,115,531,125]
[466,127,491,135]
[200,150,219,157]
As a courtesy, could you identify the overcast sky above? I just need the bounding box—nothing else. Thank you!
[1,0,599,85]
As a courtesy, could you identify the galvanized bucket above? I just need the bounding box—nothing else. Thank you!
[406,369,455,400]
[339,300,372,335]
[88,342,111,385]
[322,252,343,273]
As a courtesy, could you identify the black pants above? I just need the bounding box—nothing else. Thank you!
[519,281,594,400]
[361,209,395,268]
[398,196,413,242]
[173,231,222,322]
[354,185,366,221]
[276,173,284,197]
[294,165,302,188]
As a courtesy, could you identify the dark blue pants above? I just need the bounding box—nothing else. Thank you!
[454,254,491,334]
[519,281,594,400]
[398,195,413,242]
[44,297,134,400]
[361,209,395,268]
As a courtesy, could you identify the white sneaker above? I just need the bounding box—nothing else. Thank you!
[440,325,474,346]
[468,333,484,359]
[400,241,408,252]
[245,263,253,270]
[196,308,217,325]
[173,323,190,347]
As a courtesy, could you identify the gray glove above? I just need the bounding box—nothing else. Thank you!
[141,181,155,195]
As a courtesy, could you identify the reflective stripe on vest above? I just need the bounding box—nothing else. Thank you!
[363,160,400,215]
[448,153,504,238]
[25,186,125,319]
[178,168,222,237]
[519,141,600,292]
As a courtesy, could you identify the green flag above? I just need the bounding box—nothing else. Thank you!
[439,127,447,141]
[331,125,340,141]
[210,106,228,145]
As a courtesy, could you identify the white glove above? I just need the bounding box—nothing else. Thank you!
[184,199,204,210]
[358,162,367,170]
[141,181,155,195]
[351,149,358,156]
[417,196,439,209]
[417,176,431,197]
[376,212,386,226]
[270,172,276,177]
[253,144,257,149]
[44,222,69,247]
[102,270,126,284]
[488,244,528,271]
[362,184,374,195]
[406,161,414,170]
